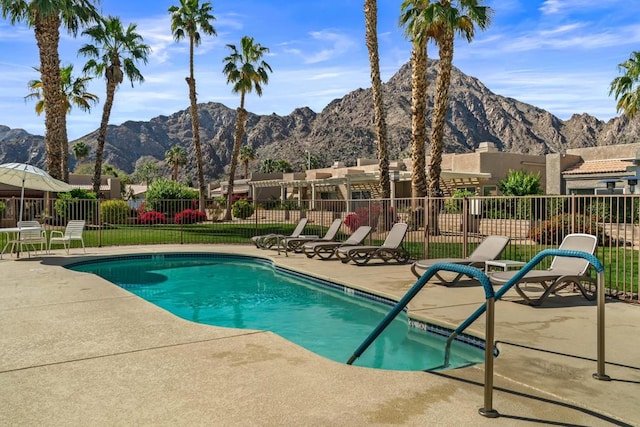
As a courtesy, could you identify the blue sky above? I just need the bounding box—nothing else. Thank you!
[0,0,638,140]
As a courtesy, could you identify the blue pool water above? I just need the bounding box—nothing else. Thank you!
[68,253,487,371]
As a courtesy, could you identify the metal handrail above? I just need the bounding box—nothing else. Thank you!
[346,249,606,419]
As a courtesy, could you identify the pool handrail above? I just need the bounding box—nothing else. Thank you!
[346,249,606,419]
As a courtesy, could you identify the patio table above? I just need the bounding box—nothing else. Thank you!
[0,226,45,259]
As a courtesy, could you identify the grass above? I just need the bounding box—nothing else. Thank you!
[2,221,636,295]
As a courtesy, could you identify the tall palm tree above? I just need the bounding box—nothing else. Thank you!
[25,65,99,115]
[0,0,100,181]
[428,0,491,197]
[169,0,216,211]
[400,0,430,200]
[165,145,188,180]
[72,141,90,165]
[610,51,640,119]
[364,0,390,199]
[222,36,272,220]
[239,145,255,179]
[79,15,150,195]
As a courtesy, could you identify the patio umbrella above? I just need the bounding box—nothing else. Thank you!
[0,162,73,222]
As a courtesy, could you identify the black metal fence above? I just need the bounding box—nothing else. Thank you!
[0,194,638,302]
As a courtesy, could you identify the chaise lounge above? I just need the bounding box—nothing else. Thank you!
[251,218,309,249]
[302,225,372,259]
[335,222,410,265]
[410,235,510,285]
[277,218,343,253]
[489,233,598,306]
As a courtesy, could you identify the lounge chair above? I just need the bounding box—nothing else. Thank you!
[48,220,86,254]
[489,233,598,306]
[335,222,410,265]
[251,218,309,249]
[302,225,372,259]
[410,235,510,285]
[277,218,343,253]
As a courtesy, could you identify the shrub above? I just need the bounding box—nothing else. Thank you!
[145,178,199,217]
[529,214,609,246]
[54,189,97,221]
[232,199,254,219]
[344,203,396,232]
[138,211,166,224]
[174,208,207,224]
[0,201,5,216]
[100,199,130,224]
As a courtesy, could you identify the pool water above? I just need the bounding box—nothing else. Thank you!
[69,254,487,371]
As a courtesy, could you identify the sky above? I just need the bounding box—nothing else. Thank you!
[0,0,639,140]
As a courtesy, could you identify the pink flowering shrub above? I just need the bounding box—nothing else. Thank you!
[174,208,207,224]
[138,211,166,224]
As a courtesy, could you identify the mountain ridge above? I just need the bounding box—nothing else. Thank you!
[1,59,638,181]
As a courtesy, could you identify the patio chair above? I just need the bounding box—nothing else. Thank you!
[489,233,598,306]
[7,220,47,257]
[302,225,372,259]
[410,235,510,285]
[277,218,343,253]
[251,218,309,249]
[335,222,410,265]
[48,220,86,254]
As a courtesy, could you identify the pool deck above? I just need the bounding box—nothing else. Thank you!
[1,244,639,426]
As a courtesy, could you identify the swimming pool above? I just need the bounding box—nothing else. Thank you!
[68,253,488,371]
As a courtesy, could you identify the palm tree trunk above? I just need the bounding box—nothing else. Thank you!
[429,30,454,198]
[188,35,206,212]
[34,13,67,181]
[93,80,117,195]
[364,0,390,199]
[410,40,428,200]
[225,103,248,220]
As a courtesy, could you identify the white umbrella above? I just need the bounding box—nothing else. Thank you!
[0,162,73,222]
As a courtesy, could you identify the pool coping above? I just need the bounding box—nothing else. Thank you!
[2,244,638,425]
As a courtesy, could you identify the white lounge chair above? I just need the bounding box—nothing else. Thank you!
[251,218,309,249]
[410,235,510,285]
[489,233,598,306]
[302,225,372,259]
[48,220,86,254]
[335,223,410,265]
[278,218,343,253]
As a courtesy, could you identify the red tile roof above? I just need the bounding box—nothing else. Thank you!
[563,159,633,175]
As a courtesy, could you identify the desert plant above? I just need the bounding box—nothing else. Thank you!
[100,199,130,224]
[232,199,254,219]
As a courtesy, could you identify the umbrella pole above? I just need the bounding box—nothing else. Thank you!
[18,168,26,223]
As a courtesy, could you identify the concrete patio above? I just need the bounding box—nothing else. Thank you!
[1,244,638,426]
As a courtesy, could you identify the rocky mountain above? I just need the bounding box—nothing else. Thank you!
[2,59,640,181]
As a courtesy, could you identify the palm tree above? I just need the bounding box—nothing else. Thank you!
[610,51,640,119]
[0,0,100,181]
[222,36,272,220]
[79,15,150,196]
[25,65,99,116]
[364,0,390,199]
[169,0,216,211]
[239,145,256,179]
[165,145,188,180]
[72,141,90,165]
[400,0,430,200]
[427,0,491,197]
[259,158,277,173]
